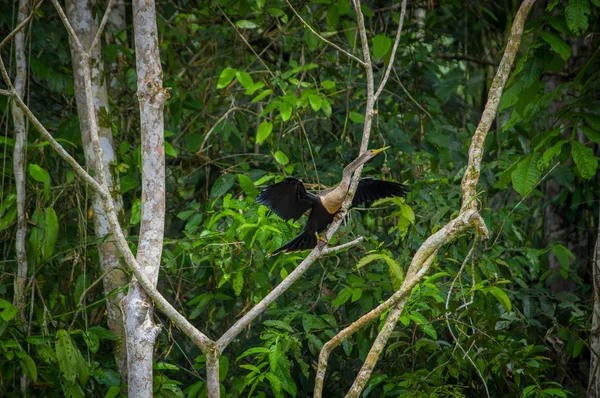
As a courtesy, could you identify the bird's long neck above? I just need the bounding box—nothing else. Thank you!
[340,155,366,190]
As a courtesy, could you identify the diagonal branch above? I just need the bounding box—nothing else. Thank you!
[0,0,45,50]
[314,1,536,396]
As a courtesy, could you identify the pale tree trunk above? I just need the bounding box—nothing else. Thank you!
[12,0,29,396]
[122,1,168,396]
[12,0,28,324]
[65,0,128,380]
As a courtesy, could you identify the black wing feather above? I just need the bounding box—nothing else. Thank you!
[255,177,317,221]
[352,178,410,208]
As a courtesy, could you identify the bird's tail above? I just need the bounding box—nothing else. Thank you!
[270,232,316,255]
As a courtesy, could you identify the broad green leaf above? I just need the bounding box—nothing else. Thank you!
[211,174,236,197]
[269,341,281,372]
[252,89,273,103]
[264,320,294,332]
[273,151,289,165]
[308,94,321,111]
[164,141,177,158]
[236,347,270,361]
[19,353,38,382]
[278,102,292,121]
[582,126,600,145]
[0,299,18,321]
[28,164,50,200]
[55,330,79,383]
[387,257,404,291]
[332,287,353,307]
[349,111,365,124]
[487,286,512,312]
[232,272,244,296]
[326,4,339,29]
[238,174,258,197]
[499,83,523,112]
[565,0,590,36]
[356,253,383,269]
[511,152,542,196]
[235,20,259,29]
[130,198,141,225]
[571,140,598,179]
[42,207,58,260]
[372,35,392,59]
[256,121,274,144]
[552,243,575,270]
[539,140,567,169]
[235,70,254,93]
[421,324,438,340]
[585,113,600,130]
[540,31,571,60]
[217,67,236,89]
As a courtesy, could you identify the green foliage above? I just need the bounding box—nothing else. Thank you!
[2,0,599,396]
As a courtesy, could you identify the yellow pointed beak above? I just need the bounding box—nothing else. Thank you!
[370,146,390,155]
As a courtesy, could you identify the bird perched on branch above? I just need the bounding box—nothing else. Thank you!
[255,147,410,255]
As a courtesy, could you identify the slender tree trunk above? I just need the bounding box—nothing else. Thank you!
[12,1,29,396]
[12,0,28,325]
[122,1,168,396]
[107,0,127,92]
[65,0,129,380]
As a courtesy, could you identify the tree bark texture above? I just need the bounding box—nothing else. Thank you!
[11,0,29,324]
[123,0,168,396]
[590,218,600,397]
[65,0,129,380]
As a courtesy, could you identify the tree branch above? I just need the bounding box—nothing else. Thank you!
[315,0,536,396]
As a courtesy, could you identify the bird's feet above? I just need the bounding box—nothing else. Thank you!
[316,233,328,250]
[333,211,345,222]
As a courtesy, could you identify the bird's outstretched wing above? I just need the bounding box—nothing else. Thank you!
[352,178,410,208]
[255,177,318,221]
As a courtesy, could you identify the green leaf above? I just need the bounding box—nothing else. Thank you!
[420,324,438,340]
[130,198,141,225]
[55,330,79,383]
[540,31,571,60]
[571,140,598,179]
[217,67,236,89]
[356,253,383,269]
[252,89,273,103]
[308,94,322,112]
[238,174,258,197]
[20,353,38,382]
[269,342,281,372]
[372,35,392,59]
[42,207,58,260]
[28,164,50,200]
[511,152,542,196]
[386,256,404,291]
[164,141,177,158]
[256,121,274,144]
[332,287,353,307]
[539,140,567,169]
[487,286,512,312]
[211,174,236,197]
[273,151,289,165]
[264,320,294,332]
[235,20,259,29]
[552,243,575,270]
[278,102,292,121]
[582,126,600,145]
[232,272,244,296]
[349,111,365,124]
[499,83,523,112]
[0,299,18,321]
[565,0,590,36]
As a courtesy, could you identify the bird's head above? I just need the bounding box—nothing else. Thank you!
[367,146,390,158]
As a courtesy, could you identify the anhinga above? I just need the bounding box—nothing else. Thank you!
[255,147,410,255]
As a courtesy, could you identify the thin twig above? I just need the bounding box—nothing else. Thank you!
[89,0,116,53]
[50,0,84,54]
[373,0,407,100]
[322,237,364,254]
[199,106,245,154]
[284,0,367,67]
[0,0,44,50]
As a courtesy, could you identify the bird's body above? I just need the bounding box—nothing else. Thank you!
[255,148,409,255]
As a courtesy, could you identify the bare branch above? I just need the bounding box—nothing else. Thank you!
[322,237,364,254]
[373,0,407,101]
[284,0,367,67]
[0,0,44,50]
[89,0,116,53]
[50,0,85,54]
[461,0,536,212]
[315,0,536,395]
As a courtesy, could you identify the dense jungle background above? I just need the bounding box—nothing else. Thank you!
[1,0,600,396]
